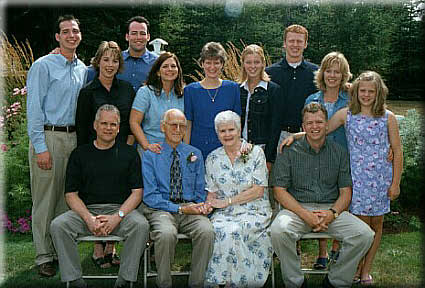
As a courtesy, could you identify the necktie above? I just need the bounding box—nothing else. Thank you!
[170,149,182,203]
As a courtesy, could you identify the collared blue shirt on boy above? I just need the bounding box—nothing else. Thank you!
[142,142,205,213]
[117,49,158,91]
[26,54,87,153]
[305,90,349,150]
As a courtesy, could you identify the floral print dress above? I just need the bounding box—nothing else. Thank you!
[346,110,393,216]
[204,145,272,288]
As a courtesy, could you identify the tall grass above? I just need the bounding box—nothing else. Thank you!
[187,41,272,83]
[1,32,34,92]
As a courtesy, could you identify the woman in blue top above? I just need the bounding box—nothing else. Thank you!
[130,52,185,157]
[305,51,352,150]
[184,42,241,160]
[305,51,352,271]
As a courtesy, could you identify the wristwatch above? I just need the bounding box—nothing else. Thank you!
[329,208,339,219]
[178,206,184,215]
[118,210,125,219]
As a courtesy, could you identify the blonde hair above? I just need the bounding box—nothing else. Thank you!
[314,51,352,92]
[239,44,270,83]
[90,41,124,74]
[349,71,388,117]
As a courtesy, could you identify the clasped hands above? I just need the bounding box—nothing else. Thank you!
[87,214,121,236]
[180,202,213,215]
[304,210,334,232]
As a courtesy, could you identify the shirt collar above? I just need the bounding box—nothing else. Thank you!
[240,80,268,91]
[300,135,328,154]
[86,76,119,90]
[162,141,183,156]
[123,49,155,62]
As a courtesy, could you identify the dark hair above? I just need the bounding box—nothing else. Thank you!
[56,15,80,34]
[145,52,184,98]
[198,42,227,64]
[126,16,150,33]
[302,102,328,122]
[90,41,124,74]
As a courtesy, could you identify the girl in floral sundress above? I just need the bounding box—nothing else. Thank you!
[326,71,403,286]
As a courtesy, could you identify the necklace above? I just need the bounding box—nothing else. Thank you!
[206,87,219,103]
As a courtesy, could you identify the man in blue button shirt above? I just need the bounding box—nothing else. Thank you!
[86,15,158,91]
[142,108,214,288]
[26,15,87,277]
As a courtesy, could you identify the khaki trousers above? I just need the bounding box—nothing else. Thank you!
[271,203,375,288]
[50,204,150,282]
[143,204,215,288]
[29,131,76,265]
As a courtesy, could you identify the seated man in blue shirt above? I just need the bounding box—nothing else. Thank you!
[142,108,214,288]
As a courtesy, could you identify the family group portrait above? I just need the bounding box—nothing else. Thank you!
[1,0,424,287]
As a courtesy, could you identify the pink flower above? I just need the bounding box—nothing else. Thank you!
[187,152,198,163]
[1,144,7,152]
[13,88,20,95]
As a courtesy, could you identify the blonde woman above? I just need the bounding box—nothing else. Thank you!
[239,44,283,171]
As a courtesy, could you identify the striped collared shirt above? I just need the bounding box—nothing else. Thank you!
[271,136,352,203]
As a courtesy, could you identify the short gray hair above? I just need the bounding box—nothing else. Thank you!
[95,104,120,124]
[214,110,241,134]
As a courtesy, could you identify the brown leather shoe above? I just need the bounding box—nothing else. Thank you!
[38,262,56,277]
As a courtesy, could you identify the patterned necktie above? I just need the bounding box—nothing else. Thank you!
[170,149,182,203]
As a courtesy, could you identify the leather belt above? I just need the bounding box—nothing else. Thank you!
[44,125,76,133]
[282,126,302,133]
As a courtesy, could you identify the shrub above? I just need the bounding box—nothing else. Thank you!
[1,33,33,223]
[393,109,425,211]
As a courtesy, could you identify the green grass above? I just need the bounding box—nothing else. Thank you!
[1,231,423,287]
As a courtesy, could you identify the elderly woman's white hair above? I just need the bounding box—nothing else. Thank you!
[214,110,241,134]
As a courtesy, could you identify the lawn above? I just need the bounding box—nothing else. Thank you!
[1,229,422,288]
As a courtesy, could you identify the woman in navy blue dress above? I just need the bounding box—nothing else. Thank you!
[184,42,241,160]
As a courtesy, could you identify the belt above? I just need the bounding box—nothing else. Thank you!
[44,125,76,133]
[281,126,302,133]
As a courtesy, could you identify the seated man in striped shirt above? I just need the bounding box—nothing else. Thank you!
[270,102,374,288]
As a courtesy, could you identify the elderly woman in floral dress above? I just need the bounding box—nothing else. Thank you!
[204,110,272,288]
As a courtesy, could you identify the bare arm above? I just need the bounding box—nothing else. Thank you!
[209,185,264,209]
[184,120,192,144]
[387,112,403,200]
[327,107,347,135]
[65,192,103,235]
[129,109,161,153]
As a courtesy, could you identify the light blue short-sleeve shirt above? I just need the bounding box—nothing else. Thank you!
[132,85,184,147]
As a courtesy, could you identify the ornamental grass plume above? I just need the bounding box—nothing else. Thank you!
[188,41,271,83]
[0,31,34,91]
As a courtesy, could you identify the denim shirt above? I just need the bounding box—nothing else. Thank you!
[117,49,158,91]
[305,90,349,150]
[26,54,87,153]
[142,142,206,213]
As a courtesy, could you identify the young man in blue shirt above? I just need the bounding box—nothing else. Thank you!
[86,16,158,91]
[26,14,87,277]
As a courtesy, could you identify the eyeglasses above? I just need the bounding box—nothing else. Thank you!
[165,122,187,130]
